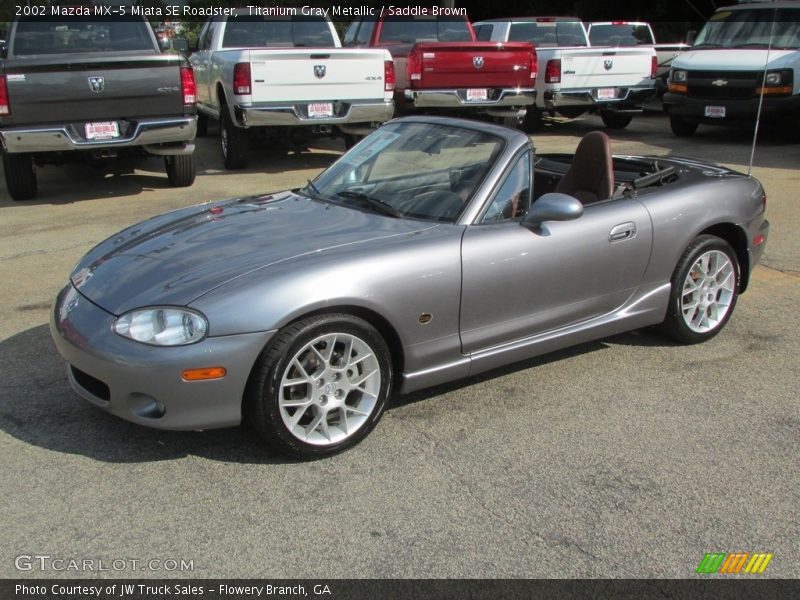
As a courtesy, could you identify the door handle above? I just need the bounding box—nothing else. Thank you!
[609,222,636,242]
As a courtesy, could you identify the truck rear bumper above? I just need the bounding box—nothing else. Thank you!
[0,117,197,154]
[403,88,537,110]
[663,92,800,123]
[543,86,656,110]
[236,99,394,128]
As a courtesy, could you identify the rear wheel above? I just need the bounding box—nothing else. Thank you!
[164,154,196,187]
[220,108,249,170]
[500,115,522,129]
[246,313,392,459]
[2,153,37,201]
[522,107,543,132]
[601,112,634,129]
[670,115,699,137]
[659,235,739,344]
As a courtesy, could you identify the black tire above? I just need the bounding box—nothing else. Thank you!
[659,235,740,345]
[500,116,521,129]
[246,313,393,459]
[2,153,37,201]
[220,108,249,170]
[601,112,634,129]
[196,113,208,138]
[522,107,543,132]
[670,115,698,137]
[164,154,196,187]
[343,134,363,150]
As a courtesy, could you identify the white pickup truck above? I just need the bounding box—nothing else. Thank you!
[474,17,657,129]
[189,11,394,168]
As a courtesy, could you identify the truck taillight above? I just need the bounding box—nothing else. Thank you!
[180,67,196,106]
[530,48,538,81]
[545,59,561,84]
[407,51,422,83]
[0,76,9,116]
[650,55,658,79]
[233,63,251,95]
[384,60,395,92]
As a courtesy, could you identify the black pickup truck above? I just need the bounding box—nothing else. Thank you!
[0,15,197,200]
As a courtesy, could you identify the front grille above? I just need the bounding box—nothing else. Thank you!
[70,366,110,402]
[687,70,759,100]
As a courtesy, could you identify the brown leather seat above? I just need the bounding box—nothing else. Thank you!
[554,131,614,205]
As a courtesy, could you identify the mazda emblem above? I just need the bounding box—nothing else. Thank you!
[88,76,105,93]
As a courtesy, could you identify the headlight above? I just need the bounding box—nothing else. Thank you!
[113,307,208,346]
[671,69,688,83]
[765,72,782,86]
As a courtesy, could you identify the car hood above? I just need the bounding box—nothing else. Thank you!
[71,191,437,315]
[673,48,796,71]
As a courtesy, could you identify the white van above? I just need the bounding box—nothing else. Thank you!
[663,1,800,138]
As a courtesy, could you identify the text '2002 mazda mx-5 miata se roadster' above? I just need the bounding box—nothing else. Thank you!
[51,116,769,458]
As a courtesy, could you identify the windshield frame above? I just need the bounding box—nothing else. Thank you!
[693,7,800,50]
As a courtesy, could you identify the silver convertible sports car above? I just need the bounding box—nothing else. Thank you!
[51,117,769,458]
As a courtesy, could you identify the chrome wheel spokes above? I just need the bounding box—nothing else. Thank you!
[680,250,735,333]
[279,333,381,446]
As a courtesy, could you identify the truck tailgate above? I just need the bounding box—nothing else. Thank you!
[4,55,185,126]
[412,42,534,89]
[248,48,388,103]
[559,47,654,89]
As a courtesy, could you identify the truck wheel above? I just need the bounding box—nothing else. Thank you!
[601,112,634,129]
[2,153,38,201]
[343,134,363,150]
[220,109,249,170]
[522,108,543,132]
[164,155,196,187]
[670,115,698,137]
[500,116,522,129]
[196,113,208,138]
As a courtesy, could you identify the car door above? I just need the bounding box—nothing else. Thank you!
[460,151,653,353]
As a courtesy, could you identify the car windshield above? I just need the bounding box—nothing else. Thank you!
[307,122,505,223]
[693,8,800,50]
[589,23,654,46]
[13,17,154,55]
[508,21,587,47]
[222,14,335,48]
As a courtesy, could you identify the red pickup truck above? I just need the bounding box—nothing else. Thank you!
[342,13,537,127]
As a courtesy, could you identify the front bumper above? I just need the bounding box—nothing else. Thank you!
[403,88,536,113]
[0,116,197,155]
[236,99,394,128]
[663,92,800,123]
[543,86,656,111]
[50,283,275,431]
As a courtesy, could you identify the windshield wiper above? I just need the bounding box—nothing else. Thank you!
[336,191,404,218]
[298,178,328,202]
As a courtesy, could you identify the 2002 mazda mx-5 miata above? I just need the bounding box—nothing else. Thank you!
[51,116,769,458]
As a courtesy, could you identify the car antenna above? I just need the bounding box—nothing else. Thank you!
[747,10,777,178]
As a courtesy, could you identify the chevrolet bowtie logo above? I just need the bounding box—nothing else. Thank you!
[711,79,728,87]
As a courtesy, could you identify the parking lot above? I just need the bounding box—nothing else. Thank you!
[1,112,798,578]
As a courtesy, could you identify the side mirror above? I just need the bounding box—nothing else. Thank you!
[523,193,583,226]
[172,38,189,54]
[686,30,696,46]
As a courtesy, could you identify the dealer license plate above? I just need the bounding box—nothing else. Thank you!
[597,88,616,100]
[466,88,488,102]
[85,121,120,141]
[704,105,726,118]
[308,102,333,118]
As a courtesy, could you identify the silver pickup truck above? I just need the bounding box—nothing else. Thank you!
[189,11,395,169]
[0,15,197,201]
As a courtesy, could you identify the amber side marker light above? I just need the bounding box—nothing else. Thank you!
[182,367,227,381]
[668,82,687,93]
